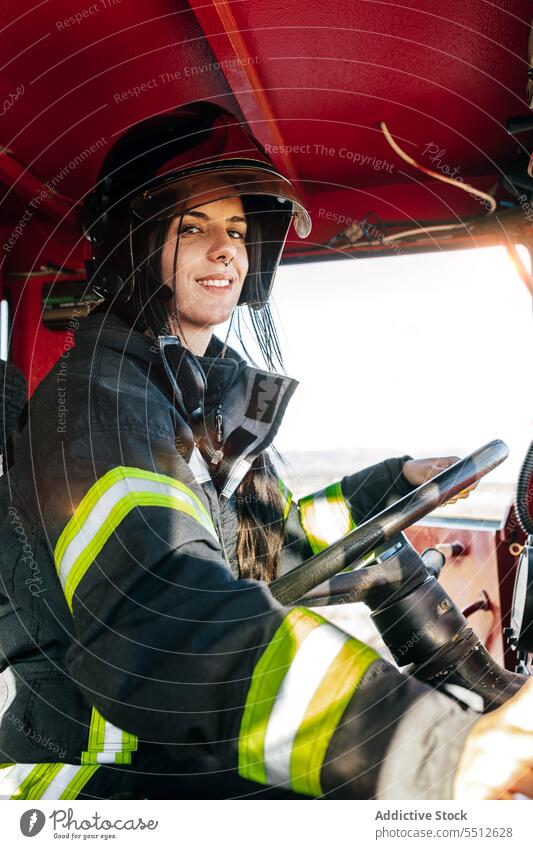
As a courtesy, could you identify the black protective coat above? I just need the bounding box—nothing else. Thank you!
[0,311,477,799]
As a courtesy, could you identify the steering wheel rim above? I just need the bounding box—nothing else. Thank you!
[270,439,509,605]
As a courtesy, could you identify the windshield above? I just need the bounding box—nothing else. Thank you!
[224,244,533,521]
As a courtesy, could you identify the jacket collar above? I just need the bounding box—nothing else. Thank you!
[157,334,298,498]
[76,310,298,498]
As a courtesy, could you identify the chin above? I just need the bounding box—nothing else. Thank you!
[188,310,231,330]
[197,307,235,326]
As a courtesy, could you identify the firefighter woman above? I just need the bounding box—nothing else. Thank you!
[1,102,533,801]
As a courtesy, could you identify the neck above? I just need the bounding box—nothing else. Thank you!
[169,316,213,356]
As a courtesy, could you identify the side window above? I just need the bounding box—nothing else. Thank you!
[228,245,533,520]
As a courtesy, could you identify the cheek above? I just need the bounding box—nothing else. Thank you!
[238,246,249,282]
[161,238,177,284]
[161,239,197,290]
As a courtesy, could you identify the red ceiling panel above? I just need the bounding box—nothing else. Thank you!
[191,1,530,179]
[0,0,233,201]
[0,0,530,270]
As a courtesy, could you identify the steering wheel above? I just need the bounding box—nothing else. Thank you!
[270,439,509,605]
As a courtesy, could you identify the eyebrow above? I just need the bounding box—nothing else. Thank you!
[182,210,247,225]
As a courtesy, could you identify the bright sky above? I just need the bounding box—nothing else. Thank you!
[225,245,533,483]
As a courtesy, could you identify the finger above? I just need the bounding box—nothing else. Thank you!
[434,458,459,471]
[422,457,459,473]
[446,486,477,505]
[457,485,478,497]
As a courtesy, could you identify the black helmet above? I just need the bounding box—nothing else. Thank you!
[82,101,311,312]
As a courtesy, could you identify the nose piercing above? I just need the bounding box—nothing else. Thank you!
[223,257,233,268]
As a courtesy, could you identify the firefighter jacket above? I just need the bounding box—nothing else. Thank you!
[0,310,478,800]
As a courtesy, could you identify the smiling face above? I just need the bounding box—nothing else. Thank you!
[160,196,249,354]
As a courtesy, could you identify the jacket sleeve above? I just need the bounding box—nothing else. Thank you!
[35,431,476,799]
[341,455,415,524]
[279,455,415,563]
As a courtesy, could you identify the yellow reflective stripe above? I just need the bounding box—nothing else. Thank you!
[55,466,214,564]
[238,608,379,797]
[290,638,379,796]
[86,705,106,754]
[278,478,293,523]
[121,727,138,763]
[238,608,323,785]
[113,751,133,765]
[17,763,63,799]
[81,706,138,765]
[1,763,101,800]
[59,765,100,800]
[298,481,356,554]
[54,466,218,613]
[64,493,208,612]
[0,764,33,799]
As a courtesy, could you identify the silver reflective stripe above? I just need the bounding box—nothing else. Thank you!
[96,720,123,763]
[39,764,83,799]
[0,763,99,800]
[81,706,137,765]
[0,764,33,799]
[188,446,212,485]
[221,458,251,499]
[0,666,17,717]
[310,490,348,545]
[58,475,216,592]
[298,481,356,554]
[263,623,349,786]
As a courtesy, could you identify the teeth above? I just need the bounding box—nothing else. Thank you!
[198,279,231,288]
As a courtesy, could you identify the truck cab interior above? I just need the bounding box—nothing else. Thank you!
[1,0,533,702]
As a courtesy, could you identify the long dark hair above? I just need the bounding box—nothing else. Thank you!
[99,198,287,583]
[229,201,286,583]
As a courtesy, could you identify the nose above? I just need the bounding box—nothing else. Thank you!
[206,228,238,267]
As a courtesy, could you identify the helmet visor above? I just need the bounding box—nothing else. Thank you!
[129,164,311,238]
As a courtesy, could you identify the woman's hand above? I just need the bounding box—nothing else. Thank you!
[402,456,477,504]
[453,678,533,799]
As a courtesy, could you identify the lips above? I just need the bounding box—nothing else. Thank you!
[196,273,234,290]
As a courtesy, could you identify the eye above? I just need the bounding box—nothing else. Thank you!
[228,228,247,240]
[179,223,202,235]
